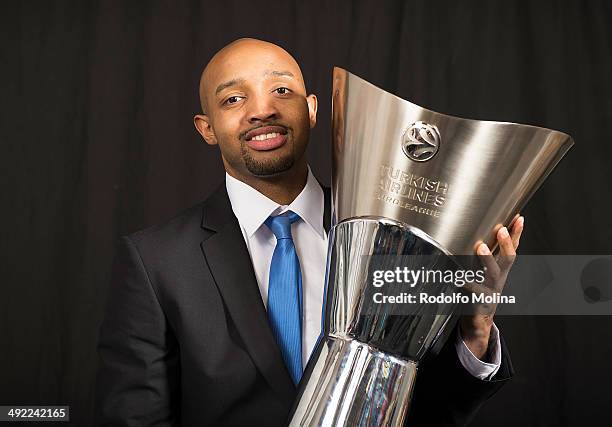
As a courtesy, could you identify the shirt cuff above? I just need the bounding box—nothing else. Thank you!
[455,323,502,381]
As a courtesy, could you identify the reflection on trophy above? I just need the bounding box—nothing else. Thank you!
[288,68,574,426]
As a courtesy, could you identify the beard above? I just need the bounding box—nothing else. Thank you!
[243,152,295,176]
[240,132,296,176]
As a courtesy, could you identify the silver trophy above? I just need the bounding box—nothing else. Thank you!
[288,68,574,426]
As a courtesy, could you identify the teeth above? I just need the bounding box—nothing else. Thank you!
[253,132,280,141]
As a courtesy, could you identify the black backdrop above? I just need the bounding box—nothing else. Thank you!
[3,1,612,425]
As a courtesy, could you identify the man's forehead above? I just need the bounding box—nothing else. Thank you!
[213,39,297,66]
[198,39,305,109]
[207,48,301,80]
[204,57,302,80]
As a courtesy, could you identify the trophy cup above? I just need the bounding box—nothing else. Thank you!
[287,68,574,426]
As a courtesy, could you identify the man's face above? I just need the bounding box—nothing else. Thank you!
[194,41,317,179]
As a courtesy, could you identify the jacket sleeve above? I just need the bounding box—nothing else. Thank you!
[404,323,514,426]
[94,236,180,426]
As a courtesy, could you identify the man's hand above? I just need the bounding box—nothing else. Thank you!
[460,216,525,360]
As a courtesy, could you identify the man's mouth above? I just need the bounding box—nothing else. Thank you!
[244,125,289,151]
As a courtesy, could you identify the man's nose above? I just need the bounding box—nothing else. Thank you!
[247,96,278,123]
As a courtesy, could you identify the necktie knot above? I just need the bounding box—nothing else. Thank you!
[265,211,300,240]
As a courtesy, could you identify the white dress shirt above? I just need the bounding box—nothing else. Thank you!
[226,167,501,379]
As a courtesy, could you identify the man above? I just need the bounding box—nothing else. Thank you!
[95,38,524,426]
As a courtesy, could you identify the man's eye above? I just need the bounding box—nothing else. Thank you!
[224,96,243,105]
[274,87,291,95]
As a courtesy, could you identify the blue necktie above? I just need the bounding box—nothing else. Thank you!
[265,211,303,385]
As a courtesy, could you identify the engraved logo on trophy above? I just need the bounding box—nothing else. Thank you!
[401,121,441,162]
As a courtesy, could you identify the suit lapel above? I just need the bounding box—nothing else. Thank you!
[199,185,295,407]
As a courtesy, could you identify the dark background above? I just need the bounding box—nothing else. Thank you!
[2,0,612,425]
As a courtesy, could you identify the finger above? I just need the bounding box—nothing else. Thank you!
[477,243,500,282]
[497,226,516,270]
[510,216,524,249]
[498,227,515,256]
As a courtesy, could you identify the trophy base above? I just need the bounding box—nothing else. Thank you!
[289,336,417,427]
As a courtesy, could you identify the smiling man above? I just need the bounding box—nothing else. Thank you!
[95,38,523,426]
[194,38,316,205]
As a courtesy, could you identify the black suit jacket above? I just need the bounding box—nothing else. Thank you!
[95,183,514,426]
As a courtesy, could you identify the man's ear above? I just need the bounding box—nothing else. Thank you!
[193,114,218,145]
[306,94,318,129]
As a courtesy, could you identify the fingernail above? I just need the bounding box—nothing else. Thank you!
[518,216,524,227]
[478,243,490,255]
[499,227,509,239]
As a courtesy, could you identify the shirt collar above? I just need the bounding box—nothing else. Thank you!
[225,167,325,239]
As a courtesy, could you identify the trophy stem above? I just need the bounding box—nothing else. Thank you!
[289,336,417,427]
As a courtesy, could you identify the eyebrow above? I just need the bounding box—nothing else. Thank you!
[215,78,245,96]
[214,71,296,96]
[266,70,295,78]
